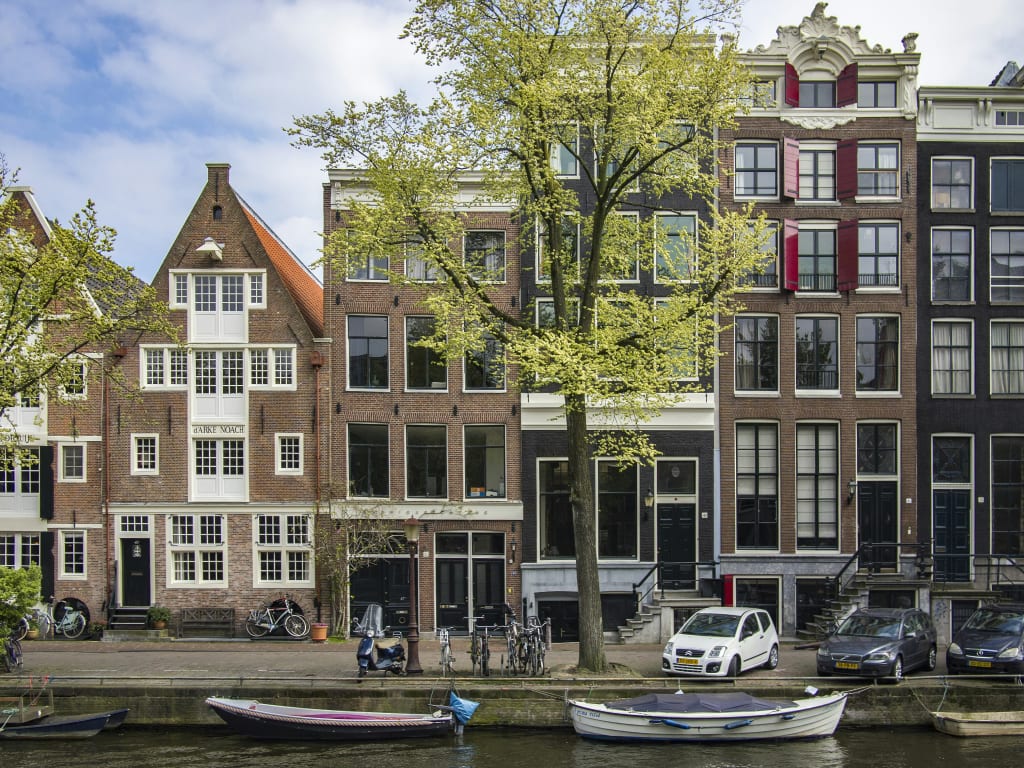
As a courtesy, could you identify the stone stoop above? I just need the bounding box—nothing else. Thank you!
[615,591,719,644]
[102,629,171,642]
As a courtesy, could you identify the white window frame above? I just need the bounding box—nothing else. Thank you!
[167,513,227,587]
[551,122,580,178]
[989,227,1024,303]
[601,211,640,283]
[797,141,837,203]
[990,320,1024,396]
[931,319,975,397]
[463,424,506,500]
[253,513,314,587]
[141,346,189,389]
[60,359,88,401]
[191,438,247,502]
[60,530,87,579]
[249,272,266,308]
[930,226,975,303]
[276,433,304,476]
[463,230,507,283]
[794,314,840,396]
[170,271,189,309]
[130,434,159,476]
[58,443,86,483]
[653,212,698,283]
[931,156,975,211]
[536,213,580,284]
[855,141,900,201]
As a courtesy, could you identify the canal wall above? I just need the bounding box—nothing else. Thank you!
[3,676,1023,729]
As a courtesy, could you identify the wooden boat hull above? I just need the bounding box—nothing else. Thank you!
[568,691,848,742]
[206,697,453,741]
[0,712,112,740]
[932,711,1024,737]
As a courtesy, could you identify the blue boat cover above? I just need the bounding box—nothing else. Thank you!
[450,692,480,724]
[603,692,797,714]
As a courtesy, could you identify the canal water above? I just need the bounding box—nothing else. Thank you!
[1,726,1019,767]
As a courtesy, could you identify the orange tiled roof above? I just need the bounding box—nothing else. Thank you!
[238,196,323,337]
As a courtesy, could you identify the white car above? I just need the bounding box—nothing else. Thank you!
[662,606,780,677]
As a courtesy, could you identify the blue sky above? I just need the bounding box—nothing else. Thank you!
[2,0,1020,281]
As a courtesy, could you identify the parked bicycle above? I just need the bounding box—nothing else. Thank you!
[468,618,498,677]
[21,598,89,640]
[436,626,455,676]
[13,605,54,641]
[522,615,550,676]
[2,632,23,673]
[245,595,310,638]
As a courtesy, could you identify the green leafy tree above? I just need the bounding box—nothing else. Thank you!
[291,0,769,672]
[1,154,176,456]
[0,564,41,639]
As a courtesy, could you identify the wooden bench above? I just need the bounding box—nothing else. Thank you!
[176,607,236,638]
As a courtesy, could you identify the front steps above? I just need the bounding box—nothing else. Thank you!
[615,590,717,644]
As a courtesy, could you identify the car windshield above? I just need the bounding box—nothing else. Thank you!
[963,609,1024,634]
[836,615,902,639]
[680,613,739,638]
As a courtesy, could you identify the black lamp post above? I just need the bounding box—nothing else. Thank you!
[403,517,423,675]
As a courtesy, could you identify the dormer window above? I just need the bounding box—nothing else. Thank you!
[799,82,835,108]
[785,63,857,108]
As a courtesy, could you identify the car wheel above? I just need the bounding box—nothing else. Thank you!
[766,644,779,670]
[889,655,904,683]
[925,646,937,672]
[727,656,740,678]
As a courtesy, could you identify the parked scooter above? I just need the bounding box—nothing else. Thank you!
[355,603,406,676]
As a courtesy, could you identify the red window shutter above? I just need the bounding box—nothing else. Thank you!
[837,138,858,200]
[783,138,800,199]
[837,219,859,292]
[785,63,800,106]
[783,219,800,291]
[837,63,858,107]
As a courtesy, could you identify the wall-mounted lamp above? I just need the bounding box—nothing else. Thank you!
[394,403,400,415]
[452,405,458,417]
[643,488,655,522]
[393,295,400,307]
[196,236,224,261]
[510,538,517,563]
[847,479,858,504]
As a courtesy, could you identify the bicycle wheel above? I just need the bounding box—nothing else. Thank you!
[441,644,454,675]
[1,643,10,673]
[469,636,480,675]
[37,612,53,639]
[245,618,270,638]
[284,614,310,638]
[481,640,490,676]
[64,612,87,639]
[13,617,29,641]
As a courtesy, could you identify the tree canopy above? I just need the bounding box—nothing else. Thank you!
[291,0,769,671]
[0,154,175,456]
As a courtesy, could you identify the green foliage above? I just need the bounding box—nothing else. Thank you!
[0,565,42,639]
[291,0,766,671]
[146,606,171,624]
[1,153,177,455]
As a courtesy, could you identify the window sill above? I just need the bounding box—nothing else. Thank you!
[930,393,975,398]
[855,391,902,398]
[794,199,840,206]
[854,196,902,204]
[733,391,781,398]
[795,391,842,398]
[930,207,975,214]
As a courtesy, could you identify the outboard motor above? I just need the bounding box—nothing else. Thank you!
[355,603,406,677]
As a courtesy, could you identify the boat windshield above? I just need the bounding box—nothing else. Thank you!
[963,609,1024,634]
[679,613,740,637]
[837,615,902,638]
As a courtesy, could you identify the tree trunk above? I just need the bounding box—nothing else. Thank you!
[565,396,607,672]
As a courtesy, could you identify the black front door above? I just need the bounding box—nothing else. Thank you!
[858,481,898,571]
[120,538,151,606]
[934,489,971,581]
[473,559,505,626]
[436,559,469,631]
[657,503,697,588]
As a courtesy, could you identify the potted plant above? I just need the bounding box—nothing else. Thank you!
[147,606,171,630]
[25,618,39,640]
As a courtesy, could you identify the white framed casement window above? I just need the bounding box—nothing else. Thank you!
[405,234,440,282]
[538,459,573,559]
[654,212,697,283]
[601,211,640,283]
[463,331,506,392]
[858,81,897,108]
[536,213,580,284]
[168,514,227,586]
[406,424,447,499]
[191,439,246,501]
[740,220,779,289]
[931,320,974,396]
[191,273,247,343]
[347,315,389,390]
[991,321,1024,396]
[464,230,506,283]
[405,316,447,392]
[141,347,189,389]
[795,315,840,394]
[855,315,900,394]
[249,272,266,307]
[991,157,1024,213]
[990,228,1024,303]
[60,359,88,400]
[344,228,389,281]
[551,123,580,178]
[60,530,86,579]
[535,297,580,329]
[254,513,313,587]
[932,157,974,210]
[735,422,779,551]
[595,458,639,560]
[275,433,303,475]
[347,423,389,498]
[796,422,839,551]
[59,443,86,482]
[464,424,506,499]
[132,434,159,475]
[734,315,780,394]
[170,272,189,308]
[931,227,974,303]
[855,142,900,199]
[798,142,837,202]
[735,142,779,199]
[0,533,40,568]
[857,221,900,289]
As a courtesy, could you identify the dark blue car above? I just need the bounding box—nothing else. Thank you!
[947,603,1024,676]
[816,607,937,682]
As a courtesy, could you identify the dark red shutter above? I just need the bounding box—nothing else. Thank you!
[837,138,858,200]
[783,219,800,291]
[837,63,858,107]
[785,63,800,106]
[783,138,800,199]
[837,219,859,292]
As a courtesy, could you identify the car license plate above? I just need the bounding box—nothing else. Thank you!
[679,658,699,666]
[969,660,992,668]
[836,661,859,670]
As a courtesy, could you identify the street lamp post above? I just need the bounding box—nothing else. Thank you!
[403,517,423,675]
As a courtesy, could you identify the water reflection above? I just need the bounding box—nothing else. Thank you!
[1,726,1019,767]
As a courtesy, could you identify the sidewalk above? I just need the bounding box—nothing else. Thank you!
[12,636,826,681]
